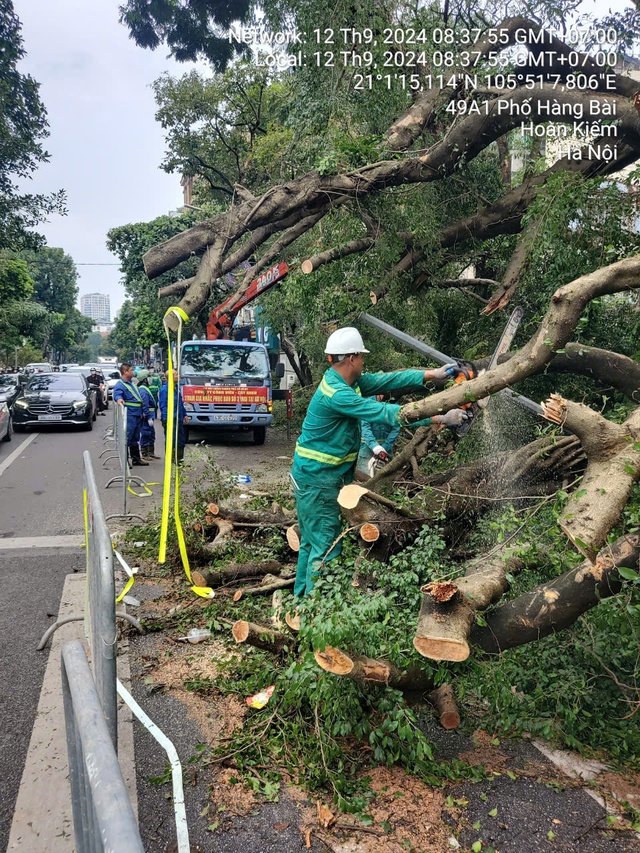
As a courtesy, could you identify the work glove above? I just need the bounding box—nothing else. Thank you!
[439,408,469,428]
[372,445,389,462]
[431,363,460,381]
[148,418,154,427]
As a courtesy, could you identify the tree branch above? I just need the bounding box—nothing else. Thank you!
[398,254,640,423]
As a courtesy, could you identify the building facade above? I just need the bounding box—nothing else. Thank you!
[80,293,111,323]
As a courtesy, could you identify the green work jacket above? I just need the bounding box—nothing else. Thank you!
[291,367,426,487]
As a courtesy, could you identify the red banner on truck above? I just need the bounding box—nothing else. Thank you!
[182,386,269,405]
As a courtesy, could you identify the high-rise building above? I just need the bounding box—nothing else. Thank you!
[80,293,111,323]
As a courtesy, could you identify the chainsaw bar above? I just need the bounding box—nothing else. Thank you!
[457,306,524,435]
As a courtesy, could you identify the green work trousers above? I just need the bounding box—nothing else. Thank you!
[291,477,343,598]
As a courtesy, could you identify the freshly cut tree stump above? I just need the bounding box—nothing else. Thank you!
[414,550,524,662]
[314,646,433,691]
[428,684,461,730]
[232,620,288,653]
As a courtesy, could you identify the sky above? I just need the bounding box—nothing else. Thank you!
[14,0,195,318]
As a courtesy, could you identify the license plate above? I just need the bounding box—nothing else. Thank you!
[212,414,237,422]
[38,414,62,421]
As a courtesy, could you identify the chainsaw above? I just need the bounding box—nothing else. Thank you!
[454,306,524,436]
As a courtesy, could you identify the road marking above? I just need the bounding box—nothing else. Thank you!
[0,535,84,550]
[0,432,37,478]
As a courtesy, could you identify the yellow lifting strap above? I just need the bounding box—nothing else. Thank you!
[159,306,214,600]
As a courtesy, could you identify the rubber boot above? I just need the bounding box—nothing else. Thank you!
[131,445,149,466]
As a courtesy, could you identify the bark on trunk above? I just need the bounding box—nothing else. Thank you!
[232,620,289,653]
[471,534,640,653]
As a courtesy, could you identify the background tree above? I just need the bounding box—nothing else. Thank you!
[119,0,252,68]
[0,2,66,250]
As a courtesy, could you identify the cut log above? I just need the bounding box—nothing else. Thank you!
[286,525,300,552]
[360,523,380,543]
[207,503,294,526]
[414,550,525,662]
[204,559,284,587]
[232,620,289,654]
[338,484,415,517]
[233,576,295,598]
[428,684,461,730]
[314,646,433,692]
[471,534,640,654]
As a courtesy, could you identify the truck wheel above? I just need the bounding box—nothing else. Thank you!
[253,426,266,445]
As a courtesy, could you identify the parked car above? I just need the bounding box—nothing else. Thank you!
[0,373,23,409]
[12,373,97,432]
[0,401,12,442]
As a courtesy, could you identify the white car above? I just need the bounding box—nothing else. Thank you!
[0,400,12,442]
[24,362,52,374]
[105,370,121,399]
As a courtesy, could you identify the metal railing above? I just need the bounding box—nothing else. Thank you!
[36,453,143,718]
[61,640,144,853]
[104,404,148,522]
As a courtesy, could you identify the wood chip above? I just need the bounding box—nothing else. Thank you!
[233,589,243,602]
[317,800,337,828]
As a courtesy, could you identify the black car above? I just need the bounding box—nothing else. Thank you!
[0,373,22,409]
[12,373,97,432]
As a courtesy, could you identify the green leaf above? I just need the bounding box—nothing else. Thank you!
[488,807,498,817]
[547,830,555,840]
[473,820,482,830]
[472,841,483,852]
[574,489,587,499]
[618,566,639,581]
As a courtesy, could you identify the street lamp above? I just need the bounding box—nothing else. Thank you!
[14,346,19,371]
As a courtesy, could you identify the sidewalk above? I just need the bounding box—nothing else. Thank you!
[7,573,138,851]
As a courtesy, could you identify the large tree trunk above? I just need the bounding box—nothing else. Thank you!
[471,534,640,653]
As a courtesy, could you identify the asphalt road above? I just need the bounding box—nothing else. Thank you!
[0,421,111,850]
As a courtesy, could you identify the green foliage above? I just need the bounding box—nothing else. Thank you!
[0,3,66,249]
[119,0,252,68]
[0,258,33,302]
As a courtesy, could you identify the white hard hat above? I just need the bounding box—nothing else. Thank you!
[324,327,369,355]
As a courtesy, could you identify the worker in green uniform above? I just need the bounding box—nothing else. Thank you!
[288,327,469,623]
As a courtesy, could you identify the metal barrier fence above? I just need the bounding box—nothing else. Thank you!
[84,448,119,746]
[61,640,144,853]
[104,404,148,522]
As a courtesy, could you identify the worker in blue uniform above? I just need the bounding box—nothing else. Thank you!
[113,362,150,467]
[287,327,469,626]
[357,395,401,476]
[136,369,160,460]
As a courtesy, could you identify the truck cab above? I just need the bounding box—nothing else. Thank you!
[180,339,278,445]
